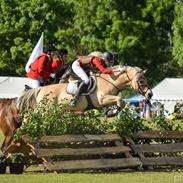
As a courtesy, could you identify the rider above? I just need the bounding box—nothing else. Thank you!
[70,51,113,107]
[50,48,68,83]
[26,44,56,88]
[90,51,113,74]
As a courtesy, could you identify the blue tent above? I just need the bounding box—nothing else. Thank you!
[124,95,143,106]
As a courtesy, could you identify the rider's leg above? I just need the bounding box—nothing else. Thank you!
[70,81,86,107]
[60,65,72,83]
[70,60,89,107]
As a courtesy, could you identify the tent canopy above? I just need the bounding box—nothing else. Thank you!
[0,77,31,98]
[152,78,183,114]
[152,78,183,101]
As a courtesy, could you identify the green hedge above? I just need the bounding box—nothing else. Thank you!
[15,98,183,140]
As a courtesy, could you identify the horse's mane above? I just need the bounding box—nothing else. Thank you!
[18,87,42,112]
[111,65,142,72]
[0,98,17,104]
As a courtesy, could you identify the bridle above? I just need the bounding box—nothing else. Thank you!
[125,70,150,97]
[96,68,151,97]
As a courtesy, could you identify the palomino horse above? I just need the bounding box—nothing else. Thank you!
[0,65,153,152]
[17,65,153,112]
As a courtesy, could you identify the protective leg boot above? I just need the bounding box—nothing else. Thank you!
[70,82,86,107]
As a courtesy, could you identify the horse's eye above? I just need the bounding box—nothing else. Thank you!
[139,80,144,84]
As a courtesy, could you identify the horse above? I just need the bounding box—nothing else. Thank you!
[0,98,20,153]
[0,65,153,152]
[17,65,152,112]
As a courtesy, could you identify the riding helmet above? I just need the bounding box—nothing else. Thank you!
[43,44,57,53]
[58,48,68,56]
[103,52,113,62]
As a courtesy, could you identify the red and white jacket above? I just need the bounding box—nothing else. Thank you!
[77,56,112,74]
[27,53,53,81]
[91,57,112,74]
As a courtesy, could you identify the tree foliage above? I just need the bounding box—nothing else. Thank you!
[173,1,183,66]
[0,0,72,75]
[0,0,182,86]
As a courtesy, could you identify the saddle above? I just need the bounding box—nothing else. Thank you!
[66,76,97,96]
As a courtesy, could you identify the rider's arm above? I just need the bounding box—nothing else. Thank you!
[92,57,112,74]
[37,55,50,80]
[51,58,62,73]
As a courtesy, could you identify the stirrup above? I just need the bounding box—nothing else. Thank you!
[70,100,76,107]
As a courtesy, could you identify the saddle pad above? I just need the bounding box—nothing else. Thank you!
[66,83,78,95]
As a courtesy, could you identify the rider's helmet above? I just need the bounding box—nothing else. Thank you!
[103,52,113,62]
[58,48,68,57]
[88,51,103,59]
[44,44,57,54]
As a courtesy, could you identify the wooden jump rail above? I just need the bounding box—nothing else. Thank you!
[35,134,141,172]
[5,134,142,172]
[136,130,183,139]
[128,131,183,168]
[5,131,183,172]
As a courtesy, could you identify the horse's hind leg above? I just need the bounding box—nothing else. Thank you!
[0,118,15,153]
[1,131,14,153]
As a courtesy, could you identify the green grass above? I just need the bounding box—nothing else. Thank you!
[0,132,3,142]
[0,171,183,183]
[0,132,3,155]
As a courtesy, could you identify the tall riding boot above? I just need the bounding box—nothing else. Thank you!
[60,72,69,83]
[70,81,86,107]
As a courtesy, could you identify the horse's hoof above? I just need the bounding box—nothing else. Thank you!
[106,110,116,117]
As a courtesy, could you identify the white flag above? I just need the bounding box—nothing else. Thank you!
[25,32,44,73]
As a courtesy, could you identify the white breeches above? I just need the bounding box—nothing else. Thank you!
[72,60,89,84]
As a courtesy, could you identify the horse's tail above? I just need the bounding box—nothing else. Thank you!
[17,87,41,112]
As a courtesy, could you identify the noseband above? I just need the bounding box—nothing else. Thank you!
[125,70,150,96]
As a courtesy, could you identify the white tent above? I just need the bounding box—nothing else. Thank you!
[151,78,183,114]
[0,77,31,98]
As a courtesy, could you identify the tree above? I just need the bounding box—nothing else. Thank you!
[69,0,174,84]
[0,0,72,76]
[172,1,183,66]
[0,0,178,86]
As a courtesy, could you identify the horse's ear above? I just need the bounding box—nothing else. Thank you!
[24,84,32,91]
[142,69,148,74]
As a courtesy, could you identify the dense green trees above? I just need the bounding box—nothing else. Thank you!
[173,1,183,66]
[0,0,183,86]
[0,0,72,75]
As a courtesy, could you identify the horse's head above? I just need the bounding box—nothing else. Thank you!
[127,67,153,100]
[113,66,153,100]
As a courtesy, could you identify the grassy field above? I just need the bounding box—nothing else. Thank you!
[0,132,183,183]
[0,171,183,183]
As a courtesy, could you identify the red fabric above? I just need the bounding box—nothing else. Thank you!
[77,59,83,66]
[27,53,52,81]
[91,57,112,74]
[51,58,62,73]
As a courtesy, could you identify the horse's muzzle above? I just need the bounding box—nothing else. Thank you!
[145,89,153,100]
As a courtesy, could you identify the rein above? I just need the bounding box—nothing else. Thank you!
[96,74,120,93]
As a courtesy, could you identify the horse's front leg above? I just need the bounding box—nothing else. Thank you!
[99,95,125,116]
[100,94,125,108]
